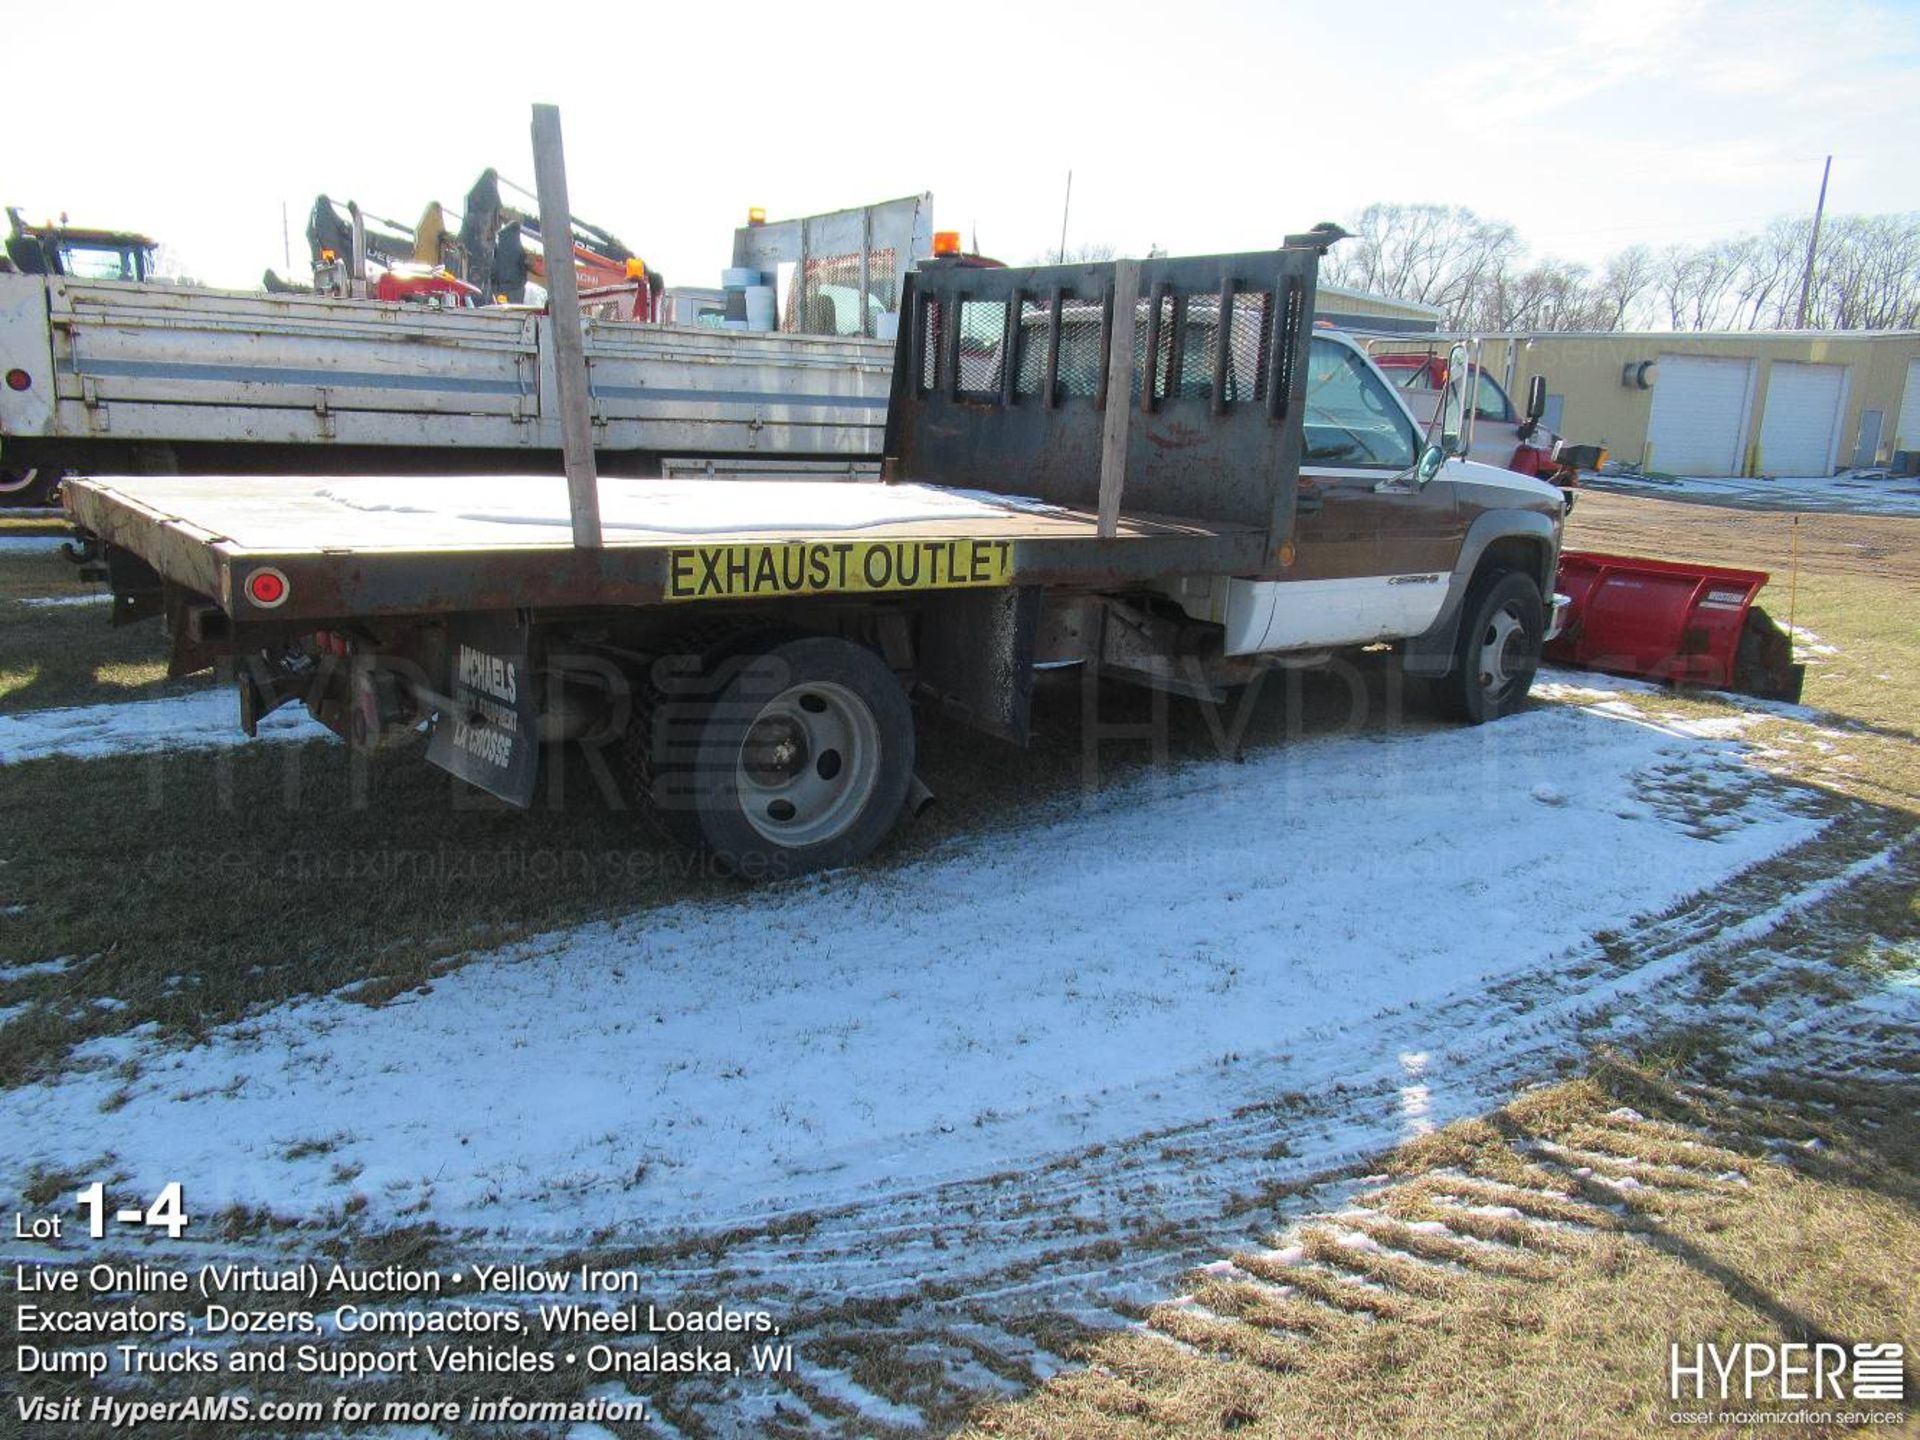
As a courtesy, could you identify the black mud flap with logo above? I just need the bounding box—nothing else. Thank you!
[426,614,540,806]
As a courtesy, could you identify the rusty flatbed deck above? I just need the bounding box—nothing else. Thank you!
[65,473,1268,623]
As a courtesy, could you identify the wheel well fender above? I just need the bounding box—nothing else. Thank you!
[1401,511,1557,677]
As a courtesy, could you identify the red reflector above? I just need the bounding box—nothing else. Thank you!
[246,568,289,607]
[4,369,30,392]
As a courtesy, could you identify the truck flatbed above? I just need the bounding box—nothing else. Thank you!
[64,472,1268,622]
[63,244,1396,870]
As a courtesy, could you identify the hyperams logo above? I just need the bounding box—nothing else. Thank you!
[664,539,1013,601]
[1667,1340,1908,1427]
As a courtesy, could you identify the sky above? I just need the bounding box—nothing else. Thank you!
[6,0,1917,292]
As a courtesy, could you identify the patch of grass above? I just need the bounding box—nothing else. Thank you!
[0,575,207,717]
[964,1055,1920,1440]
[0,515,70,537]
[1566,492,1920,813]
[21,1162,83,1208]
[282,1133,348,1161]
[0,737,740,1086]
[91,657,171,691]
[0,542,89,601]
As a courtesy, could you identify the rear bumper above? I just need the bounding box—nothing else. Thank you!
[1545,591,1571,643]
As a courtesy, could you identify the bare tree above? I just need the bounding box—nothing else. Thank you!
[1586,245,1655,330]
[1727,221,1804,329]
[1652,241,1749,330]
[1026,241,1118,266]
[1322,201,1920,333]
[1323,203,1522,329]
[1814,214,1920,329]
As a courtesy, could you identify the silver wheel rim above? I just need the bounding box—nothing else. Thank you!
[1477,604,1528,696]
[0,468,39,495]
[734,680,882,847]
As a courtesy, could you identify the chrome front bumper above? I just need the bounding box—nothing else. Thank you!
[1545,591,1572,643]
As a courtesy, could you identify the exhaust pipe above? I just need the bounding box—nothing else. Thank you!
[906,773,936,818]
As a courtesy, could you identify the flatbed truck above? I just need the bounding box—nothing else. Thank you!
[65,240,1569,876]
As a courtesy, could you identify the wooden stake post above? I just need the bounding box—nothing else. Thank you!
[530,103,603,550]
[1097,259,1140,538]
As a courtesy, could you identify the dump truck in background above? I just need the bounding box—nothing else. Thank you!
[64,241,1576,875]
[2,210,163,503]
[0,197,943,498]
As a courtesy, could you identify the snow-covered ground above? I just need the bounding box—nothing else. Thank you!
[15,591,110,608]
[0,689,329,764]
[1581,466,1920,517]
[0,690,1829,1246]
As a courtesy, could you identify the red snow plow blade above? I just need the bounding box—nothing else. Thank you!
[1546,550,1806,703]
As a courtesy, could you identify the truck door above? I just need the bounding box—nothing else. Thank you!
[1466,368,1524,469]
[1225,337,1463,653]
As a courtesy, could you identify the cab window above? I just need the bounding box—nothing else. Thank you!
[1303,338,1417,469]
[1473,371,1514,423]
[60,244,143,282]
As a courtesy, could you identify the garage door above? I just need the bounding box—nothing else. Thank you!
[1895,359,1920,455]
[1758,361,1846,477]
[1648,355,1752,476]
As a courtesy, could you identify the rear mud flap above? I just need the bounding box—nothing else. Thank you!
[426,614,541,806]
[914,586,1041,743]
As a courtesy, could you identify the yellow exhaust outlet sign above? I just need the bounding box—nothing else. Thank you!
[664,539,1013,602]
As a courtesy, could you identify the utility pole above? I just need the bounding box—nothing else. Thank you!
[1057,171,1072,265]
[1794,154,1832,330]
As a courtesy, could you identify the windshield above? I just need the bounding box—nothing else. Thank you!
[1303,339,1417,468]
[60,244,147,281]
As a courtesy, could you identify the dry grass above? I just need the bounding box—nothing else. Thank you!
[0,548,203,713]
[1566,491,1920,814]
[962,1054,1920,1440]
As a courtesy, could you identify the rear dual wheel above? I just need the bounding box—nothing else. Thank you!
[627,633,914,878]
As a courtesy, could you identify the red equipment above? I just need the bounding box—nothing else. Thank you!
[1544,551,1804,702]
[372,266,482,306]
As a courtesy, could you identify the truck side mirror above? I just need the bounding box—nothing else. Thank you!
[1526,374,1548,422]
[1417,444,1446,486]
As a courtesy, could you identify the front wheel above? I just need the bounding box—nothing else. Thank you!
[1431,569,1544,723]
[631,634,915,878]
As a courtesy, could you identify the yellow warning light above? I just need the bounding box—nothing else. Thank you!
[319,248,337,263]
[747,207,767,226]
[625,257,647,279]
[932,230,962,257]
[1278,540,1297,568]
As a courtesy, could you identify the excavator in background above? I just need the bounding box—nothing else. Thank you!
[265,170,660,320]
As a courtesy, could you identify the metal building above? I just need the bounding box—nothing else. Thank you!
[1466,330,1920,477]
